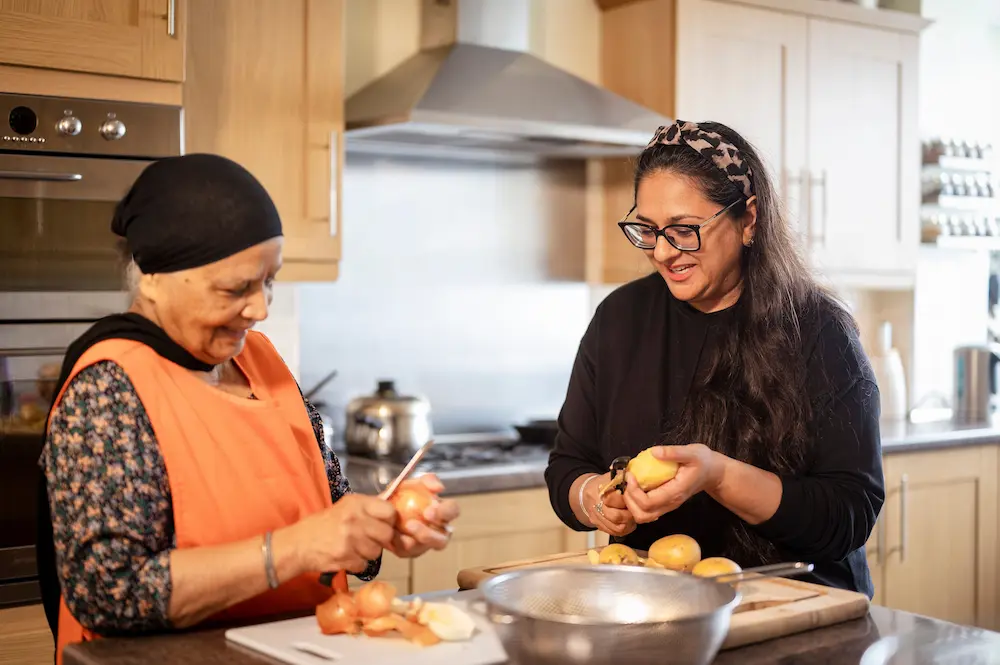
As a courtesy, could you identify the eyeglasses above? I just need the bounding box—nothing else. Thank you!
[617,198,747,252]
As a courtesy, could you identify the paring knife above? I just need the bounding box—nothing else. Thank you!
[318,440,436,587]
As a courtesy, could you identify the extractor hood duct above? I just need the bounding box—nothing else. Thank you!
[344,0,673,162]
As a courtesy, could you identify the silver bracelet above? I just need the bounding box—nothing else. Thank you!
[578,474,600,526]
[262,531,280,589]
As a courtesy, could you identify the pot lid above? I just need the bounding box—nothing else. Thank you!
[348,380,431,413]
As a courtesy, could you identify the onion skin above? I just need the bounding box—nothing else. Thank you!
[316,592,359,635]
[389,481,437,529]
[354,581,397,619]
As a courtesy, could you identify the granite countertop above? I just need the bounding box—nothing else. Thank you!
[342,418,1000,497]
[879,416,1000,452]
[62,590,1000,665]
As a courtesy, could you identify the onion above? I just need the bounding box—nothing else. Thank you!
[360,615,397,637]
[354,581,397,619]
[390,481,437,529]
[316,592,359,635]
[391,613,442,646]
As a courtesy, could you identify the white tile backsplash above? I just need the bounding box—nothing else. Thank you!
[295,154,594,434]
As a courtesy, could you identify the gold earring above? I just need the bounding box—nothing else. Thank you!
[744,236,755,248]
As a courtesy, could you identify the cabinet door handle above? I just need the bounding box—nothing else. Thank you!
[898,473,909,563]
[809,170,828,244]
[875,514,886,566]
[787,168,811,242]
[167,0,177,37]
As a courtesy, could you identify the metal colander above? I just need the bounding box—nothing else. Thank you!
[478,565,741,665]
[484,565,736,624]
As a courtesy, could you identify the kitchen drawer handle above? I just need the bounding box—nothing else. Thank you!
[898,473,908,563]
[0,170,82,182]
[167,0,177,37]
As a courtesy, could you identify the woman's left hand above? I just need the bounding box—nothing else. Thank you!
[386,474,461,558]
[622,444,726,524]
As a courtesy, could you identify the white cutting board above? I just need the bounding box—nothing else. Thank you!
[224,598,508,665]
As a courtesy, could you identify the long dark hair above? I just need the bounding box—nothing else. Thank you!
[635,122,857,563]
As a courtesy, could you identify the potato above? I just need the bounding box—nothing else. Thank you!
[692,557,741,578]
[598,543,640,566]
[627,448,679,491]
[648,534,701,572]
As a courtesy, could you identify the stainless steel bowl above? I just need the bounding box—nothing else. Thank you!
[478,565,741,665]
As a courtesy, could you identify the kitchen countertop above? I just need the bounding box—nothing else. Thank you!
[341,418,1000,497]
[63,590,1000,665]
[879,416,1000,452]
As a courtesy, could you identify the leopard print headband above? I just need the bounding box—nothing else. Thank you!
[646,121,754,199]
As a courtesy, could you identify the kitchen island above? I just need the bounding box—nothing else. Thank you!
[62,589,1000,665]
[337,418,1000,630]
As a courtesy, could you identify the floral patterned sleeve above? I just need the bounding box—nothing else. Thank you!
[301,398,382,582]
[41,362,382,637]
[41,360,174,635]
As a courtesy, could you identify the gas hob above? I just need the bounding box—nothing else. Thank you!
[343,434,550,480]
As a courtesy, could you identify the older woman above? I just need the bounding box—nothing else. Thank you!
[37,154,459,664]
[545,121,884,597]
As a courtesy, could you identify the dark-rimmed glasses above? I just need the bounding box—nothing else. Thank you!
[617,198,747,252]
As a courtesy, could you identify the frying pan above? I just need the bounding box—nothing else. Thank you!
[514,419,558,445]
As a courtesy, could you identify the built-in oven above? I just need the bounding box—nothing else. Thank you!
[1,91,182,291]
[0,92,181,607]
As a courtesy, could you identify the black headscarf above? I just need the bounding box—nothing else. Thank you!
[37,153,283,644]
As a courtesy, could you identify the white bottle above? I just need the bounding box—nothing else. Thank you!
[870,321,908,421]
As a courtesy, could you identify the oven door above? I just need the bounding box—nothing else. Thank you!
[0,153,153,292]
[0,342,66,608]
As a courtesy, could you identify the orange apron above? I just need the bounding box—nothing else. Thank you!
[51,331,348,664]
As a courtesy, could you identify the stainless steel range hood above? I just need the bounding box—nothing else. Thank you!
[344,0,672,163]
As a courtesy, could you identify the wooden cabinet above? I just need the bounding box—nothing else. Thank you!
[182,0,343,282]
[0,604,52,665]
[869,446,999,630]
[0,0,185,81]
[597,0,927,289]
[409,488,589,594]
[674,1,808,238]
[803,19,920,286]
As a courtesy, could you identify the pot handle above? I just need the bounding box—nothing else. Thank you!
[710,561,814,584]
[354,413,384,429]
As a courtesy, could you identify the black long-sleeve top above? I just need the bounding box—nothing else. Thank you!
[545,274,885,597]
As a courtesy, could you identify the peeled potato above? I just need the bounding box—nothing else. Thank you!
[648,534,701,572]
[692,557,742,578]
[598,543,640,566]
[627,448,679,491]
[587,549,601,565]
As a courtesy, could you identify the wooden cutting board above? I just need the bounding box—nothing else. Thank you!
[457,548,870,650]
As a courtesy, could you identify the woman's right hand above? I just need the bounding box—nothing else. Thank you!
[280,494,397,575]
[582,472,637,538]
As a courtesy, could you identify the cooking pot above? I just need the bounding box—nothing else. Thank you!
[343,380,432,461]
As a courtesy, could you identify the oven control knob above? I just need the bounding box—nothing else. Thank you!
[56,113,82,137]
[99,115,126,141]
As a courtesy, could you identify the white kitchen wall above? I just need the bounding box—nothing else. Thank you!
[295,154,595,435]
[910,247,991,408]
[911,0,1000,146]
[903,0,1000,410]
